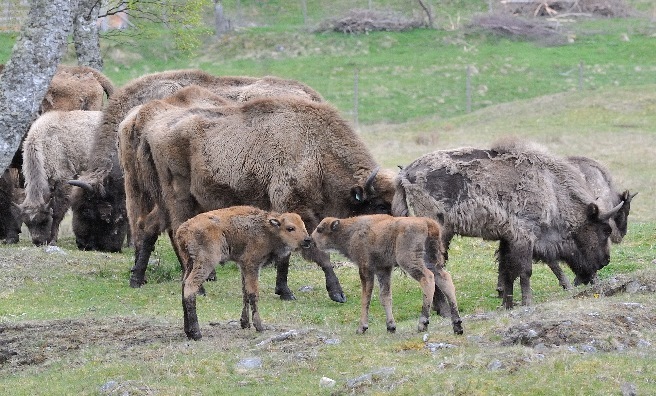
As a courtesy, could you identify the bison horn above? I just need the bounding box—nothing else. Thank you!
[599,201,624,221]
[364,166,380,193]
[68,179,94,192]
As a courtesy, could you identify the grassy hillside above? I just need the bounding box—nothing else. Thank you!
[1,3,655,395]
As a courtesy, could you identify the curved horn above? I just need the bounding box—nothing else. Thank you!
[599,201,624,221]
[68,179,94,192]
[364,166,380,193]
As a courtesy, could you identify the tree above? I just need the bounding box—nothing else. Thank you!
[74,0,104,70]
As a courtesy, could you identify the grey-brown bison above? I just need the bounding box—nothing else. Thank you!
[69,69,323,253]
[118,91,396,303]
[312,214,463,335]
[17,110,100,246]
[392,143,623,310]
[177,206,312,340]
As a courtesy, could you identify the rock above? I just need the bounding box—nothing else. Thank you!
[426,342,456,352]
[237,357,262,370]
[319,377,336,388]
[620,382,637,396]
[44,245,65,254]
[323,338,340,345]
[487,359,504,371]
[99,381,119,393]
[581,344,597,353]
[298,285,313,292]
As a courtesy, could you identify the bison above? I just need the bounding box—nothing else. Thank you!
[118,91,396,303]
[177,206,312,340]
[0,168,22,243]
[392,142,623,309]
[69,69,324,253]
[16,111,100,246]
[312,214,463,335]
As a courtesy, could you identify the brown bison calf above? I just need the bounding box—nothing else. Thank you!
[176,206,312,340]
[312,214,463,335]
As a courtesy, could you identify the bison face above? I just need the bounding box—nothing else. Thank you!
[268,212,312,251]
[20,203,54,246]
[348,167,395,216]
[311,217,341,253]
[568,202,620,285]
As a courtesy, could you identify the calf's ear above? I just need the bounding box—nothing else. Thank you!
[330,219,340,231]
[269,218,281,228]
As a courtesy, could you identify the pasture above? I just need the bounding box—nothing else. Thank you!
[1,1,656,394]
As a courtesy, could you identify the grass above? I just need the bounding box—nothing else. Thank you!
[1,3,656,394]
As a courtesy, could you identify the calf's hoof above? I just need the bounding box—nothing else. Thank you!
[417,317,429,332]
[386,322,397,334]
[356,325,368,334]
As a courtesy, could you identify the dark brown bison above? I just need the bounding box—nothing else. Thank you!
[118,91,396,303]
[69,69,324,253]
[16,110,100,246]
[312,214,463,335]
[0,168,22,244]
[177,206,312,340]
[392,143,623,310]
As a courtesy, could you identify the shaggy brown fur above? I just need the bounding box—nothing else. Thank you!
[312,214,463,335]
[18,111,100,246]
[177,206,312,340]
[119,92,396,304]
[40,65,114,113]
[393,142,622,309]
[70,69,324,253]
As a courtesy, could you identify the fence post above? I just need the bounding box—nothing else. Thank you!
[353,67,359,129]
[466,65,472,113]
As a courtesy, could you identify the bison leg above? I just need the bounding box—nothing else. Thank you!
[240,266,263,332]
[273,254,296,301]
[301,246,346,303]
[357,267,375,334]
[433,267,463,335]
[129,230,158,288]
[376,269,397,333]
[498,239,533,309]
[545,260,572,290]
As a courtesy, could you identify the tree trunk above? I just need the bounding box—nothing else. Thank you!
[0,0,79,171]
[74,0,103,70]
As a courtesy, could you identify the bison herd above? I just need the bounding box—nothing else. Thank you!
[0,67,636,339]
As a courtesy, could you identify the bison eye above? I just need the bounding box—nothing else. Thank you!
[286,226,295,232]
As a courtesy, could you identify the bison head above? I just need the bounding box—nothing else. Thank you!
[17,200,53,246]
[569,201,624,285]
[349,167,395,216]
[68,173,128,253]
[268,212,312,252]
[609,190,637,244]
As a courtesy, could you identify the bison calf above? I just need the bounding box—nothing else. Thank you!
[176,206,312,340]
[312,214,463,335]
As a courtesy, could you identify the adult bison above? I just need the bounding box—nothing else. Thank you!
[118,90,396,303]
[17,111,100,246]
[392,142,623,309]
[69,69,324,253]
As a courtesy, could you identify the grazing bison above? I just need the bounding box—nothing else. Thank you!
[0,168,22,244]
[17,111,100,246]
[312,214,463,335]
[392,143,623,309]
[70,69,323,253]
[118,92,396,303]
[177,206,312,340]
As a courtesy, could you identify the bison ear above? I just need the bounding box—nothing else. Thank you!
[269,218,281,228]
[351,186,365,202]
[586,202,600,220]
[330,219,340,231]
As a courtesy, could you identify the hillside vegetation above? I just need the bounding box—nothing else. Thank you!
[0,2,655,395]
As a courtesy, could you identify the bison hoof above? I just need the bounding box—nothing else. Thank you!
[417,317,429,332]
[452,320,464,335]
[356,325,368,334]
[186,331,202,341]
[329,291,347,304]
[129,277,146,288]
[387,323,397,333]
[277,292,296,301]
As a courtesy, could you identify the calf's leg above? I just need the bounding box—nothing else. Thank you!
[357,267,375,334]
[376,269,397,333]
[240,264,264,332]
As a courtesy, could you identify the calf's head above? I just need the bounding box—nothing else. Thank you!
[269,212,312,250]
[569,201,623,285]
[311,217,343,252]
